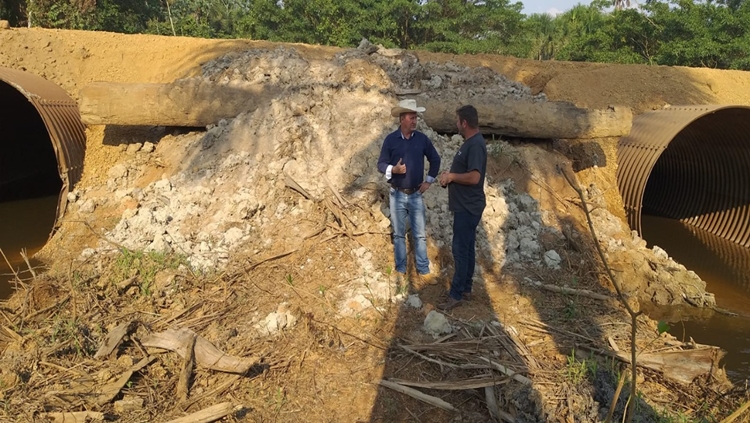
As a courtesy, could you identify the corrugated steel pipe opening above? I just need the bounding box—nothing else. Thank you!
[0,67,86,260]
[618,105,750,247]
[0,81,62,200]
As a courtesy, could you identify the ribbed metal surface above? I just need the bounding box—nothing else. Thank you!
[617,105,750,247]
[0,67,86,226]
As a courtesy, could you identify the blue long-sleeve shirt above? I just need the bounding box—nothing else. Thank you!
[377,129,441,189]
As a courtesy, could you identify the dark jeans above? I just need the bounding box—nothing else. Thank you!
[449,211,482,301]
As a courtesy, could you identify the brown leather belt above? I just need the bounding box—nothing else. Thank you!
[393,187,417,194]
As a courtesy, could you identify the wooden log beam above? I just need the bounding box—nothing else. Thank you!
[414,94,632,139]
[79,81,632,139]
[79,80,279,127]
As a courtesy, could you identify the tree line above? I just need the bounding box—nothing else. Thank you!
[1,0,749,70]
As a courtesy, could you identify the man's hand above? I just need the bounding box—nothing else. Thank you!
[439,171,452,187]
[418,181,431,194]
[392,158,407,175]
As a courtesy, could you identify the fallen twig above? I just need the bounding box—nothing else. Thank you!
[244,248,298,272]
[478,357,532,385]
[558,164,642,422]
[164,402,237,423]
[721,399,750,423]
[284,173,316,201]
[182,375,241,412]
[45,411,104,423]
[523,278,612,301]
[390,375,509,390]
[25,295,71,321]
[378,380,456,412]
[605,371,626,423]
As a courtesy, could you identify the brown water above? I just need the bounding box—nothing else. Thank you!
[641,214,750,383]
[0,195,58,298]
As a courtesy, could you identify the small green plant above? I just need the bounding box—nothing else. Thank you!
[564,350,596,385]
[285,274,294,287]
[563,299,578,320]
[273,387,286,413]
[657,320,671,335]
[318,285,327,296]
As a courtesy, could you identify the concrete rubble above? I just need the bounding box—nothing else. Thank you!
[65,44,714,319]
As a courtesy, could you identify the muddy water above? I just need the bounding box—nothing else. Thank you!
[641,214,750,383]
[0,195,57,299]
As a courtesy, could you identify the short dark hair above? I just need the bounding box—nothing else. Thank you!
[456,105,479,129]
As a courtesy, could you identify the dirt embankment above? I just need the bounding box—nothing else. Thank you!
[0,27,748,422]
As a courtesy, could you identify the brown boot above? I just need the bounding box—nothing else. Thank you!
[419,273,439,286]
[437,297,462,312]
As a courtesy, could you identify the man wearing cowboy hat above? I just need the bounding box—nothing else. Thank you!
[377,99,441,284]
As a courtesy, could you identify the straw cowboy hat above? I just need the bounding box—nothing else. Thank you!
[391,99,426,117]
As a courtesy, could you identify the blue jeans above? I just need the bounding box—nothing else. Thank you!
[389,188,430,275]
[449,211,482,301]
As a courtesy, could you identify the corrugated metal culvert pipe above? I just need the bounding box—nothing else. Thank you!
[617,105,750,247]
[0,66,86,235]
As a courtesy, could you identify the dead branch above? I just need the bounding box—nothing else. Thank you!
[45,356,155,406]
[45,411,104,423]
[25,295,71,321]
[605,372,626,423]
[722,399,750,423]
[181,375,241,412]
[244,248,299,272]
[389,375,509,390]
[163,402,237,423]
[477,357,533,385]
[378,380,456,412]
[284,173,316,201]
[523,278,612,301]
[558,164,641,422]
[97,355,155,405]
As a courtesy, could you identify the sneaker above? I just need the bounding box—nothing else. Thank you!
[437,297,462,312]
[419,273,439,286]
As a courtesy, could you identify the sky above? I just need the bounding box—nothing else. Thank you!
[520,0,586,16]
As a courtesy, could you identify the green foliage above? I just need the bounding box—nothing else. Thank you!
[0,0,24,26]
[657,320,671,334]
[4,0,750,71]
